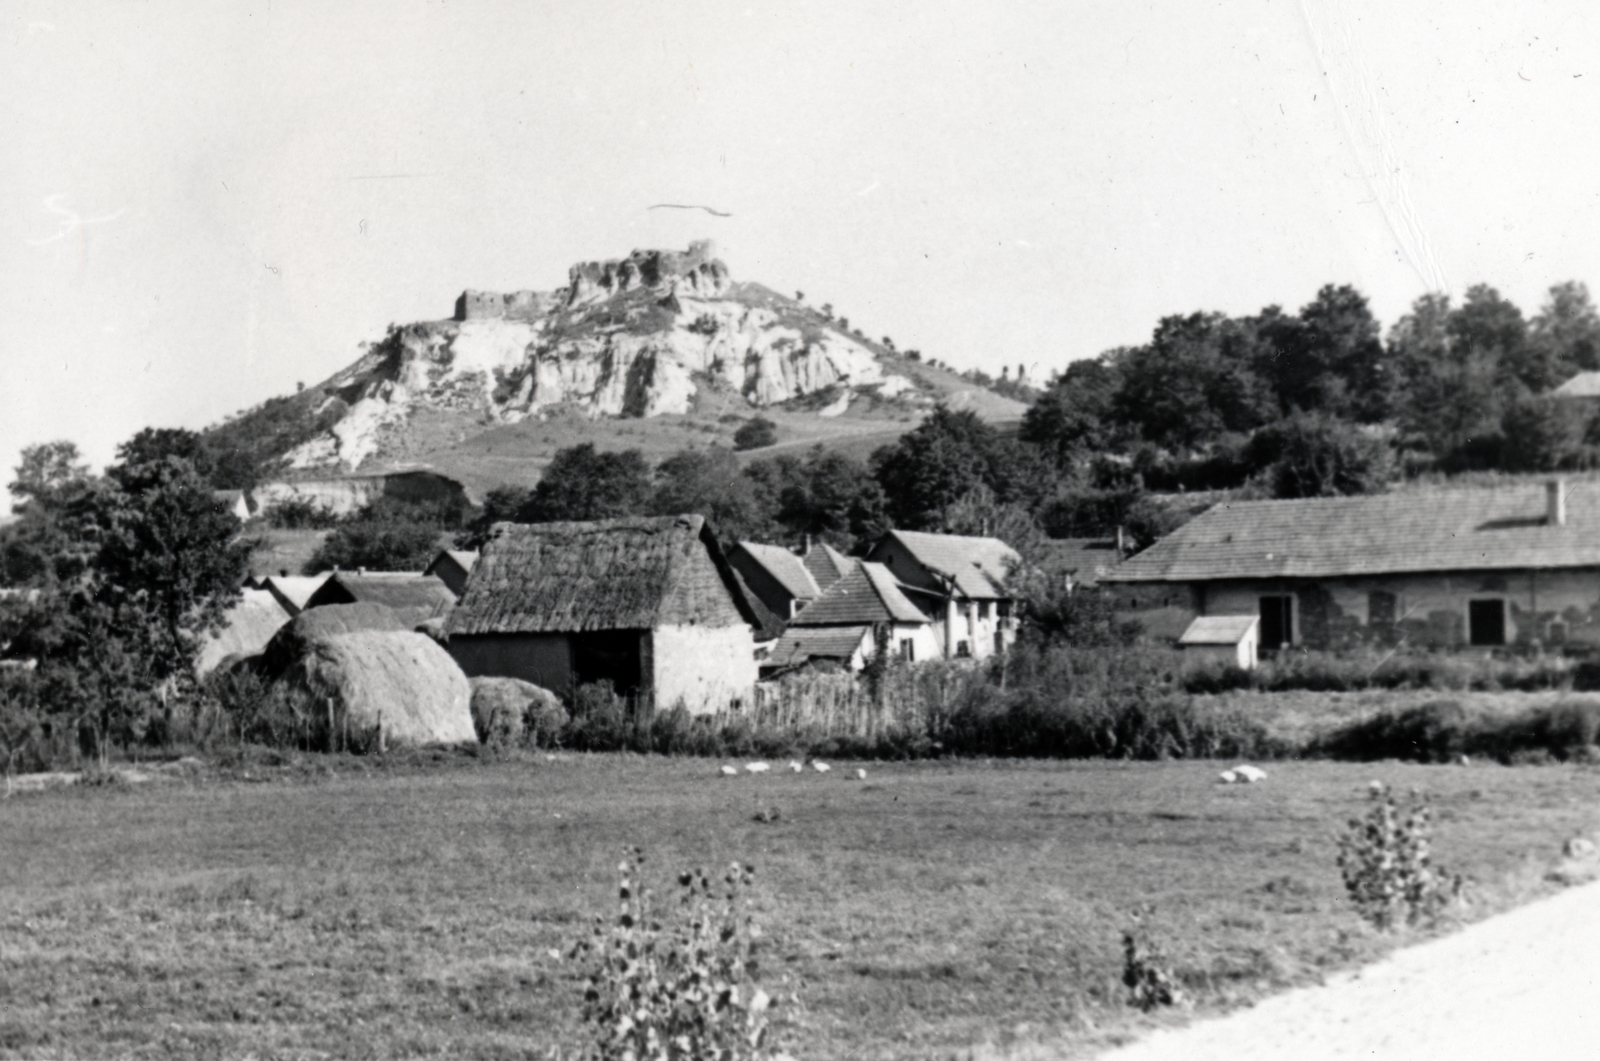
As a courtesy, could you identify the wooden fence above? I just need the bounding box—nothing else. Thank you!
[746,663,979,739]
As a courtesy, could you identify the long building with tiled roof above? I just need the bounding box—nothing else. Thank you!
[1103,479,1600,652]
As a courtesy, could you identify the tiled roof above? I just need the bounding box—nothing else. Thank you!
[443,550,478,572]
[875,530,1018,599]
[734,542,821,600]
[1179,615,1259,645]
[1036,538,1122,585]
[802,541,852,590]
[307,572,457,626]
[790,561,930,626]
[446,515,754,635]
[765,625,871,668]
[1553,371,1600,398]
[1105,482,1600,582]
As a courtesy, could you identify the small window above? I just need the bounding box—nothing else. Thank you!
[900,639,915,662]
[998,600,1012,618]
[955,640,971,658]
[1469,599,1506,646]
[1368,590,1397,627]
[979,601,992,620]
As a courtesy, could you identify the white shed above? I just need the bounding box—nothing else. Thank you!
[1179,615,1260,670]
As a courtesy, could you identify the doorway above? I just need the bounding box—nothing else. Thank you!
[1259,595,1294,651]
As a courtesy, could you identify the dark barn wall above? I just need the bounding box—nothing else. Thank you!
[449,633,574,694]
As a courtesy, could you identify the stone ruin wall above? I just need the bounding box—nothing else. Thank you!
[455,240,729,321]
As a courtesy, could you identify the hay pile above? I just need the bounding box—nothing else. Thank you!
[469,676,568,748]
[268,612,475,749]
[196,589,291,676]
[261,602,410,677]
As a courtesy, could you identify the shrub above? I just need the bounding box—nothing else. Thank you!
[1312,701,1470,763]
[732,418,778,452]
[1337,783,1458,931]
[571,849,788,1060]
[1121,920,1188,1012]
[264,498,340,529]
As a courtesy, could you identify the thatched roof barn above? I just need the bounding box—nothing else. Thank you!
[305,572,457,627]
[446,514,761,713]
[264,605,475,750]
[195,588,292,676]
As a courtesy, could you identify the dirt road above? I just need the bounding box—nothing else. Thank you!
[1097,878,1600,1061]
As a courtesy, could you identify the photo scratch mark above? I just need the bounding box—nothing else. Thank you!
[27,195,125,246]
[647,203,733,217]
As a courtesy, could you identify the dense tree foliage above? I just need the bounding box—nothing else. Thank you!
[519,444,653,523]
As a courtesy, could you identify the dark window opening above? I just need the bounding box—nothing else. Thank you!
[955,640,971,658]
[1368,590,1397,627]
[1469,600,1506,646]
[1260,595,1293,650]
[900,639,915,662]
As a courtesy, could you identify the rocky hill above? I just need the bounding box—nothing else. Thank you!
[209,241,1027,499]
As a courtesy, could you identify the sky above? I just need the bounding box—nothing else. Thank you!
[4,0,1600,486]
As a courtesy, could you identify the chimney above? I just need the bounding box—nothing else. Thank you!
[1548,480,1567,527]
[1115,525,1126,557]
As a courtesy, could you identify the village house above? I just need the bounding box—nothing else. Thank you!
[865,530,1020,659]
[424,549,478,598]
[1102,479,1600,653]
[801,539,852,591]
[727,541,821,619]
[304,571,457,627]
[771,560,943,673]
[444,515,761,713]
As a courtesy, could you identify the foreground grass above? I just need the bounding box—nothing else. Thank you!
[1,755,1597,1060]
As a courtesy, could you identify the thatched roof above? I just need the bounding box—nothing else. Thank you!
[306,572,457,627]
[195,589,292,676]
[447,514,761,635]
[273,628,476,749]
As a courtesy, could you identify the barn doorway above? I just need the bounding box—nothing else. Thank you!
[572,630,644,694]
[1259,595,1294,652]
[1468,599,1506,646]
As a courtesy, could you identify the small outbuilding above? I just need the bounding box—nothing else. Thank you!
[787,560,942,665]
[1178,614,1260,670]
[304,571,457,627]
[445,514,762,713]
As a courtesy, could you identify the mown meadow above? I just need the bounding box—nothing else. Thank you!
[2,753,1598,1060]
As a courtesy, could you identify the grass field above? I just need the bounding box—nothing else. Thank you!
[2,754,1598,1060]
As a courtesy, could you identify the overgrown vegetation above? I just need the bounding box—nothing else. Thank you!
[572,850,789,1060]
[1337,783,1460,931]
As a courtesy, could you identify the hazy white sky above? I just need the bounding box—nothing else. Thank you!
[4,0,1599,482]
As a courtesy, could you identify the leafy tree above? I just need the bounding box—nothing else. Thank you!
[519,444,653,523]
[731,417,778,451]
[650,447,770,542]
[1452,284,1537,390]
[756,448,887,550]
[456,485,534,549]
[1245,412,1393,498]
[7,441,248,756]
[1528,281,1600,381]
[1113,313,1276,450]
[873,406,1052,530]
[8,440,90,512]
[1020,356,1124,466]
[1390,292,1506,467]
[1,441,95,587]
[1254,286,1390,421]
[1499,394,1583,472]
[309,499,450,573]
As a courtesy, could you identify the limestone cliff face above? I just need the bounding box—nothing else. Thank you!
[285,242,921,471]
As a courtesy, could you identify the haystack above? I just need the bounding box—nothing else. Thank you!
[271,628,475,750]
[260,602,410,677]
[196,589,292,676]
[469,676,568,748]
